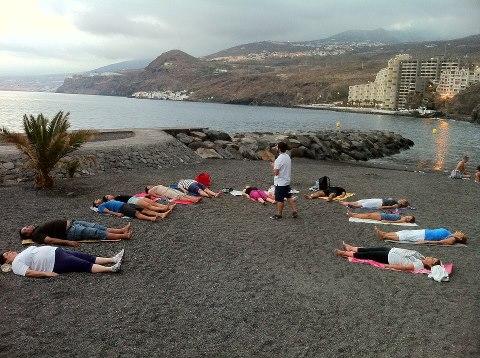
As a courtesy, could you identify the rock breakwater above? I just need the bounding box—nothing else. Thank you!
[167,128,414,162]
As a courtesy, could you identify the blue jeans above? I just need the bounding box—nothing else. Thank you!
[66,220,108,241]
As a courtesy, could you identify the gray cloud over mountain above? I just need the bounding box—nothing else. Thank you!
[1,0,479,75]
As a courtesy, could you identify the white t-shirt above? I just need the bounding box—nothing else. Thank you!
[358,198,383,208]
[388,248,425,270]
[11,246,57,276]
[274,153,291,186]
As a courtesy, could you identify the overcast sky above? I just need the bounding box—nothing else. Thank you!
[1,0,479,75]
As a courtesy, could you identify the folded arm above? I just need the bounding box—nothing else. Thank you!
[25,269,58,278]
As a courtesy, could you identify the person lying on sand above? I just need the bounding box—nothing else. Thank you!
[347,211,415,223]
[335,242,441,271]
[475,165,480,183]
[177,179,221,198]
[19,220,132,247]
[450,155,470,179]
[243,186,276,205]
[1,246,125,278]
[340,197,409,209]
[305,186,346,201]
[145,185,202,203]
[102,194,173,212]
[374,227,467,245]
[93,199,172,221]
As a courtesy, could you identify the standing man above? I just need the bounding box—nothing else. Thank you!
[271,142,298,219]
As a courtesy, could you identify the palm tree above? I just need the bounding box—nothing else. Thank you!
[0,111,95,188]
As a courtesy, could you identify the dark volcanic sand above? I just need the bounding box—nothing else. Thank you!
[0,159,479,357]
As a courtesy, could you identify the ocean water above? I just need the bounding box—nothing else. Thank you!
[1,90,479,172]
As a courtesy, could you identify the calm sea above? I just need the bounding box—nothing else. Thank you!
[1,90,479,172]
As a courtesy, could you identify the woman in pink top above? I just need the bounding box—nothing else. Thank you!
[243,186,275,204]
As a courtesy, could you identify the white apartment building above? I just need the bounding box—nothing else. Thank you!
[436,67,480,97]
[348,55,461,110]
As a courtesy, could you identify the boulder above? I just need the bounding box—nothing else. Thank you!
[225,146,244,160]
[190,131,207,139]
[214,140,232,148]
[176,133,194,145]
[296,135,312,147]
[286,138,301,148]
[195,148,223,159]
[257,149,275,161]
[2,162,15,170]
[214,147,235,159]
[202,141,215,149]
[239,146,259,160]
[204,129,232,142]
[188,141,206,150]
[290,146,306,158]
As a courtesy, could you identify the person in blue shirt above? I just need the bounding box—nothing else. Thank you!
[93,199,171,222]
[347,211,416,223]
[374,227,467,245]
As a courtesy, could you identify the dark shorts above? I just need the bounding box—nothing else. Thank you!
[187,182,206,195]
[324,186,346,197]
[120,203,141,218]
[53,248,96,274]
[274,185,292,202]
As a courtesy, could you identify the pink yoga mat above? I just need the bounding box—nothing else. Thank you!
[348,257,453,275]
[172,199,196,205]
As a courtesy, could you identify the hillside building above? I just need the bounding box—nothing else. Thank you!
[348,55,461,110]
[436,66,480,97]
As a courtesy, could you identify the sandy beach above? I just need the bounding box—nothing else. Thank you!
[1,159,479,357]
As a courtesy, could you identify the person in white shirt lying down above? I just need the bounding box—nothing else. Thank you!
[335,242,441,271]
[1,246,125,278]
[340,197,409,209]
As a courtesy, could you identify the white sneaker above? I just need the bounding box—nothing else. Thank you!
[112,249,125,264]
[111,261,122,273]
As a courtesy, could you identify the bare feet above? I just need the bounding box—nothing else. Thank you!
[334,249,349,258]
[374,226,384,240]
[346,211,353,217]
[121,222,131,232]
[304,194,311,199]
[342,241,356,252]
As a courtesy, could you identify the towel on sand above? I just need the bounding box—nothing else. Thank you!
[230,190,245,196]
[348,257,453,277]
[171,199,196,205]
[384,239,467,247]
[89,206,132,218]
[317,193,355,201]
[348,217,418,226]
[22,238,120,245]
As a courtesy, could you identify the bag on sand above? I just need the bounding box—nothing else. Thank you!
[196,172,212,187]
[318,176,330,191]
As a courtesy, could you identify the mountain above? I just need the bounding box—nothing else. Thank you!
[0,73,67,92]
[323,28,400,43]
[88,59,151,73]
[56,34,480,112]
[206,28,440,59]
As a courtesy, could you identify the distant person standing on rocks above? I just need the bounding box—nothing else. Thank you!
[270,142,298,219]
[450,155,470,179]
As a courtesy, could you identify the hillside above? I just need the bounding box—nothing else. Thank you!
[56,34,480,112]
[439,83,480,123]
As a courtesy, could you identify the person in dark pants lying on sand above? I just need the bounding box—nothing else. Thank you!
[93,199,172,221]
[102,194,173,212]
[340,197,409,209]
[1,246,124,278]
[347,211,416,223]
[304,186,346,201]
[177,179,221,198]
[19,220,132,247]
[335,242,441,271]
[374,227,467,245]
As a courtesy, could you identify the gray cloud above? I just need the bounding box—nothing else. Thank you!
[1,0,479,75]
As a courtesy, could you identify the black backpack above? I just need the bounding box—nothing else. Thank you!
[318,176,330,191]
